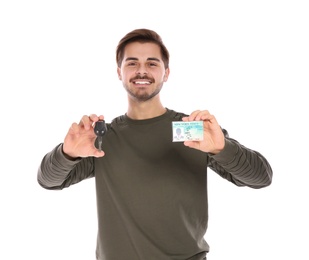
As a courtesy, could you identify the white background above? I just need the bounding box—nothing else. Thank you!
[1,0,308,259]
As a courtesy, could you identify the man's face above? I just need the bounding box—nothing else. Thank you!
[117,42,170,102]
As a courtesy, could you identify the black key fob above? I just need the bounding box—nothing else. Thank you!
[94,120,107,137]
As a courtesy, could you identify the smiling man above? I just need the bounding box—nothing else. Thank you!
[37,28,273,260]
[117,39,169,118]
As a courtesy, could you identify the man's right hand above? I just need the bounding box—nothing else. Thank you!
[63,114,105,159]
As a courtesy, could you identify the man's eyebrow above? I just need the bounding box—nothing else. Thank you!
[124,57,161,62]
[125,57,138,62]
[147,57,161,62]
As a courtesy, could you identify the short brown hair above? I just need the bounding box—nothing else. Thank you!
[116,28,170,69]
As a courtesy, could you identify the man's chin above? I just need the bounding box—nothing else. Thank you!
[132,94,153,102]
[126,86,162,102]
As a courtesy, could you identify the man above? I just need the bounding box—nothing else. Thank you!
[37,28,273,260]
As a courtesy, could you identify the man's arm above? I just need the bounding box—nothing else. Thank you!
[37,143,95,190]
[182,110,272,188]
[208,133,273,189]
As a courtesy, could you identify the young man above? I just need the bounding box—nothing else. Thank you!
[37,28,273,260]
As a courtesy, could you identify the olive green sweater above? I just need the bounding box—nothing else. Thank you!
[37,109,272,260]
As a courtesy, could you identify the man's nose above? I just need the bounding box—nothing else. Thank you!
[136,65,148,75]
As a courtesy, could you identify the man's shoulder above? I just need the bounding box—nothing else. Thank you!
[166,108,188,121]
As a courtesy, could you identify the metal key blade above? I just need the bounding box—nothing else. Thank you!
[98,136,103,152]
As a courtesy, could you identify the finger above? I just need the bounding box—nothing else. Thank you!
[182,116,189,122]
[89,114,99,122]
[69,122,80,135]
[90,114,105,126]
[80,115,93,130]
[183,110,206,122]
[200,113,217,124]
[187,110,201,121]
[93,149,105,158]
[183,140,200,150]
[194,110,211,121]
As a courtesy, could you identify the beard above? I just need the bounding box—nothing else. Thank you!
[123,76,164,102]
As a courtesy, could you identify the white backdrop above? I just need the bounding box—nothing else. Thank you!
[1,1,308,259]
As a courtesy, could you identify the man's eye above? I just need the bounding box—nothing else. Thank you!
[149,63,157,67]
[128,62,136,66]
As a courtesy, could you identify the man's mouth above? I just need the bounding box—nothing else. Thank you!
[131,76,154,85]
[133,80,152,85]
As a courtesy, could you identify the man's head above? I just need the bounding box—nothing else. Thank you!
[116,29,170,102]
[116,28,169,69]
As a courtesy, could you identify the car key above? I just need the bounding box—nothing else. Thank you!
[94,120,107,151]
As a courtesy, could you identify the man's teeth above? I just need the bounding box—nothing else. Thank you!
[135,81,150,84]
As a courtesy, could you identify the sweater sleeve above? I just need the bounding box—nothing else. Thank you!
[37,143,95,190]
[208,130,273,189]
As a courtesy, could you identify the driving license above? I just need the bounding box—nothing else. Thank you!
[172,121,204,142]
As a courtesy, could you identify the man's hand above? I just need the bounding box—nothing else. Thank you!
[63,114,105,159]
[182,110,225,154]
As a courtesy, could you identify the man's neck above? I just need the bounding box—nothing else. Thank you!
[126,98,166,120]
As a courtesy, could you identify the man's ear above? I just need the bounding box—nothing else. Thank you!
[117,67,122,80]
[164,68,170,82]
